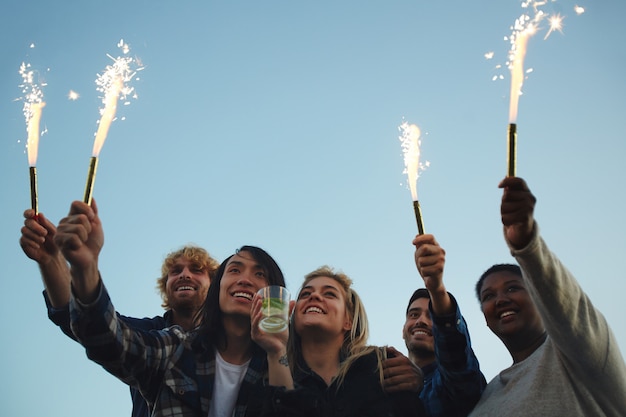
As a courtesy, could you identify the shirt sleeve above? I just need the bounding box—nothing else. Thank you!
[422,293,486,417]
[69,279,185,404]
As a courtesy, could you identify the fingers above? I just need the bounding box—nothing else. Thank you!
[382,349,423,393]
[383,380,422,393]
[414,240,445,277]
[412,233,437,247]
[385,345,400,357]
[54,211,93,253]
[68,200,95,218]
[498,177,536,225]
[91,198,99,216]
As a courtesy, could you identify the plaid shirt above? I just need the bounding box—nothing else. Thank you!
[69,283,268,417]
[45,291,172,417]
[420,295,486,417]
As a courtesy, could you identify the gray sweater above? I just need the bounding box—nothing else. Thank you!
[469,226,626,416]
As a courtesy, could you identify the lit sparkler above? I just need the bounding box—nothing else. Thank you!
[399,121,429,234]
[83,39,143,205]
[496,2,585,176]
[19,61,47,214]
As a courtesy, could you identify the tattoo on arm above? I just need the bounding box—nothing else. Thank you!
[278,354,289,367]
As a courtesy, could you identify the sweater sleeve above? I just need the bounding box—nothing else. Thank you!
[509,225,626,402]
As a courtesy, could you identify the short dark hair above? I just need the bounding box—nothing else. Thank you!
[475,264,522,301]
[406,288,430,314]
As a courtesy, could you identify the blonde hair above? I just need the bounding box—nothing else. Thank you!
[156,246,220,310]
[289,266,385,388]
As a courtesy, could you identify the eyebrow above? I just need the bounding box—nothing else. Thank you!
[480,279,524,296]
[302,284,340,292]
[226,260,244,268]
[226,259,265,272]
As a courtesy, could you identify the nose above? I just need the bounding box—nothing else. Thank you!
[308,290,323,302]
[179,267,192,279]
[415,312,430,327]
[494,291,511,307]
[235,272,254,287]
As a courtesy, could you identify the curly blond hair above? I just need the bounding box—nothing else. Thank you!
[156,246,220,310]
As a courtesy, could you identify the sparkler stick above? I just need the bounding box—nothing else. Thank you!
[30,167,38,213]
[399,121,428,234]
[507,123,517,177]
[19,62,46,214]
[413,200,425,235]
[83,156,99,205]
[83,39,142,205]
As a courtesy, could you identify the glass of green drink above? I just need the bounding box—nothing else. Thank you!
[258,286,290,333]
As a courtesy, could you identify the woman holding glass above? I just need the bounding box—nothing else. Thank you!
[252,266,426,417]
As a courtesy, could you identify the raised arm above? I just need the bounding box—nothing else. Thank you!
[20,209,71,308]
[413,234,452,315]
[53,199,104,304]
[500,177,626,393]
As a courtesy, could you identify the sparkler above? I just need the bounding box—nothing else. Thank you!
[83,39,142,205]
[399,121,428,234]
[19,62,46,214]
[499,2,585,177]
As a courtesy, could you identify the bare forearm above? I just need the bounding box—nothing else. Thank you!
[429,287,453,316]
[39,253,71,308]
[70,263,101,304]
[267,351,294,390]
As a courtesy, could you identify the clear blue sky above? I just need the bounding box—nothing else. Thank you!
[1,1,625,416]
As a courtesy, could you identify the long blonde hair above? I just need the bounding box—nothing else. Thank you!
[288,266,386,388]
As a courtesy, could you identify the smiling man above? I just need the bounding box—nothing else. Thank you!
[19,201,220,417]
[401,234,486,417]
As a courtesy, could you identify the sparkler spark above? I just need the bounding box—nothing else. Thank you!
[91,38,143,157]
[18,62,47,166]
[84,39,143,205]
[490,1,586,90]
[544,14,564,40]
[498,1,586,177]
[399,121,429,234]
[18,61,47,214]
[399,121,426,201]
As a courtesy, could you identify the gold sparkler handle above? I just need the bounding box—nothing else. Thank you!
[507,123,517,177]
[83,156,99,205]
[30,166,38,214]
[413,200,425,235]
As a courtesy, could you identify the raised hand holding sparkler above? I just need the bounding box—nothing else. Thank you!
[84,39,142,205]
[399,121,429,234]
[19,61,47,215]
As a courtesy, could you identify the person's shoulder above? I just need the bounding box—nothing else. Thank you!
[118,312,168,331]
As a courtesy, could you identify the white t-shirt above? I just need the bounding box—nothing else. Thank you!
[208,350,251,417]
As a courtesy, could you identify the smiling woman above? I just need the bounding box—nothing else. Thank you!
[252,265,427,417]
[468,178,626,417]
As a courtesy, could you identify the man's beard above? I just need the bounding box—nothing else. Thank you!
[407,340,435,358]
